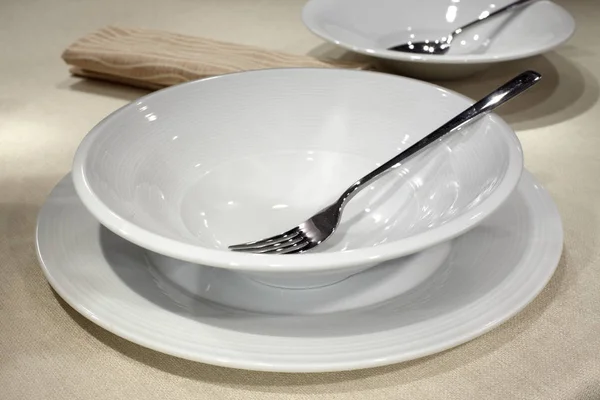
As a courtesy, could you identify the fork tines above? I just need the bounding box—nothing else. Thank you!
[229,227,312,254]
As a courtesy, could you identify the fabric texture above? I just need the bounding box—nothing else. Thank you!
[61,26,373,89]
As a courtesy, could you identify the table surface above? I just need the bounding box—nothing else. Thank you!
[1,0,599,399]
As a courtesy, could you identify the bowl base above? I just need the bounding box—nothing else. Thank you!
[144,241,451,315]
[378,60,491,81]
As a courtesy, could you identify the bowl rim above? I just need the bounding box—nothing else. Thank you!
[301,0,575,65]
[72,67,524,272]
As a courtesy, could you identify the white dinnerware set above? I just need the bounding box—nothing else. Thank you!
[37,0,572,372]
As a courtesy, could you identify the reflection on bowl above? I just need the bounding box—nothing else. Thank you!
[72,68,522,288]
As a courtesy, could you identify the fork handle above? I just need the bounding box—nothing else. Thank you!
[336,70,541,208]
[455,0,538,36]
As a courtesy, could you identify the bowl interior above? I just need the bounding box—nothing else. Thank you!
[302,0,574,60]
[76,69,520,255]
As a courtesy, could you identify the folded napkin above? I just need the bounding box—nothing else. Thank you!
[61,26,373,90]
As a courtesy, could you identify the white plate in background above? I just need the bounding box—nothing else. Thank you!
[302,0,575,79]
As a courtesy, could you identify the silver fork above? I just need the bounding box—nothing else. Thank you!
[229,70,541,254]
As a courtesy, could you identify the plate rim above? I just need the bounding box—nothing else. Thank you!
[36,170,563,372]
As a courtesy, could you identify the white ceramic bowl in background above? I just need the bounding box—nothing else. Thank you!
[72,68,523,289]
[302,0,575,80]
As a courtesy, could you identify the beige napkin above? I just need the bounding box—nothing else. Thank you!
[61,26,373,90]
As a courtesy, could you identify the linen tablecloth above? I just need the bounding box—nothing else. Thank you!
[1,0,599,398]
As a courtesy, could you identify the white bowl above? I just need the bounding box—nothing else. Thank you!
[302,0,575,80]
[72,68,523,288]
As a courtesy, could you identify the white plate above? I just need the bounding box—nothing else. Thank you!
[302,0,575,79]
[37,171,562,372]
